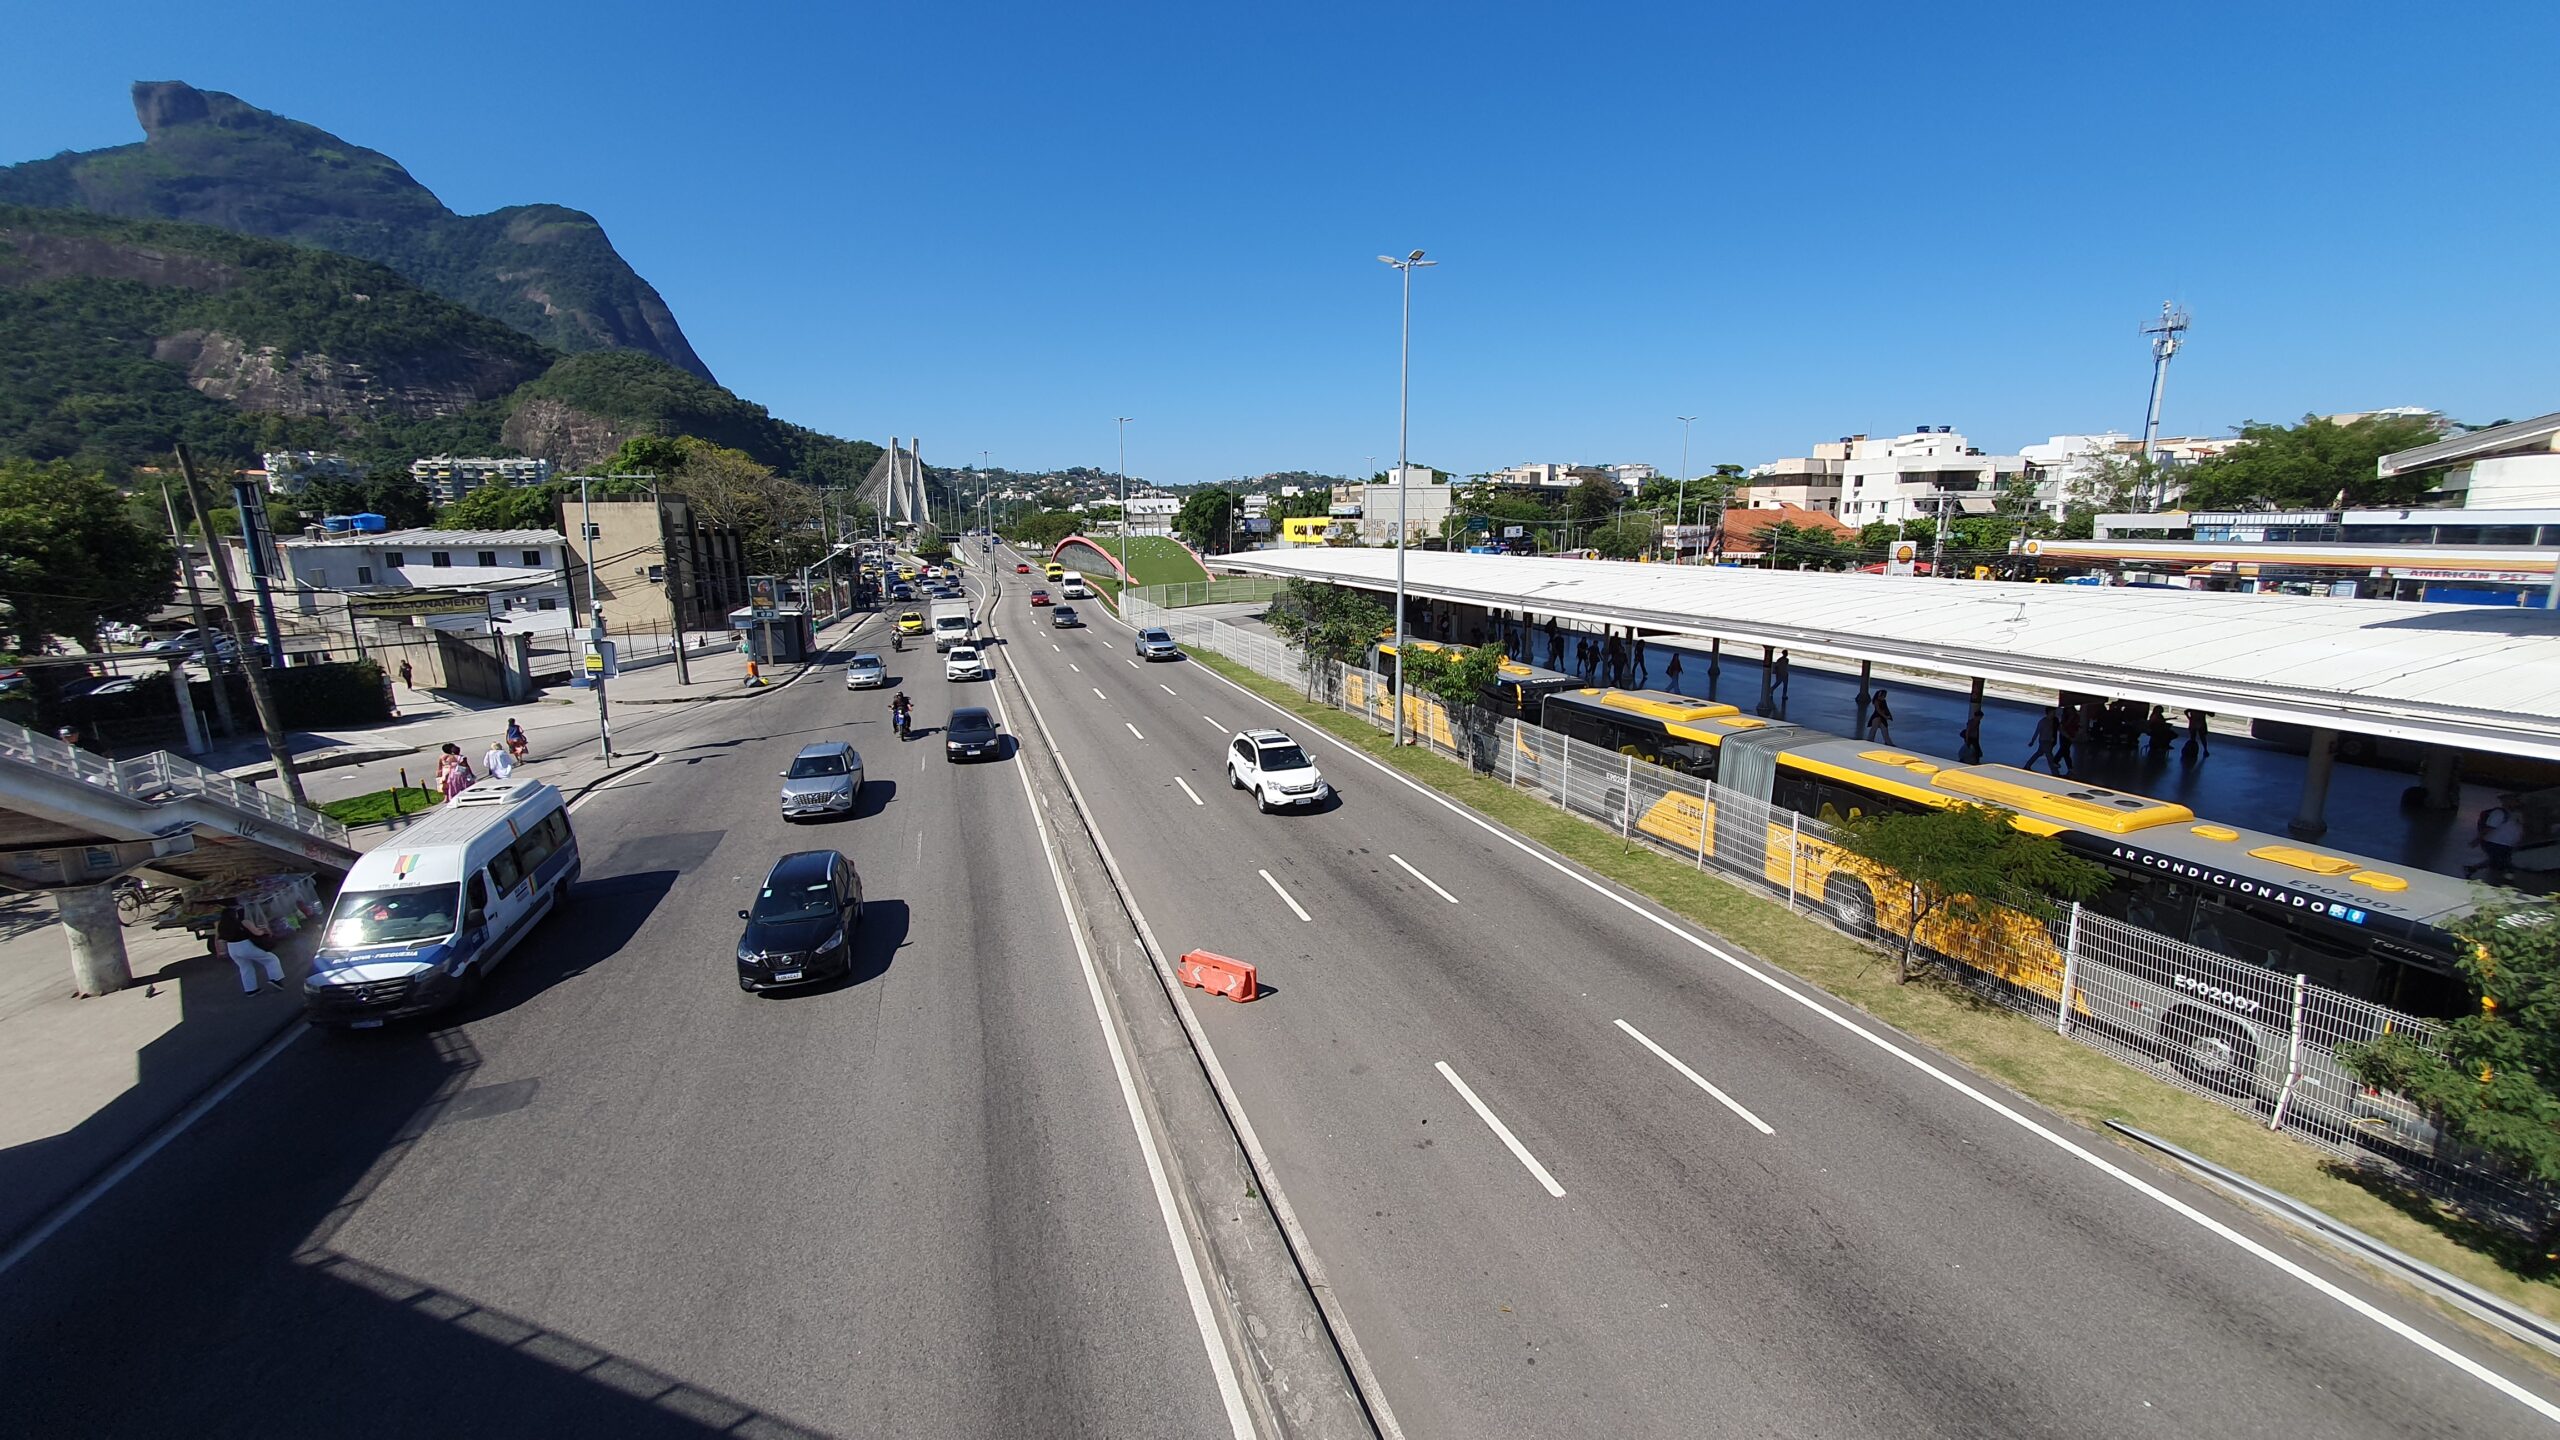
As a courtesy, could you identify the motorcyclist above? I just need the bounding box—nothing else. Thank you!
[890,692,912,740]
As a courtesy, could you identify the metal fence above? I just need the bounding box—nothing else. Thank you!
[1128,577,1288,611]
[0,718,353,850]
[1155,612,2539,1211]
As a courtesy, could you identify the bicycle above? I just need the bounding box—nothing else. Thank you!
[113,876,185,927]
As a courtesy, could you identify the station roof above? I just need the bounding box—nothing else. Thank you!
[1221,550,2560,761]
[2376,411,2560,477]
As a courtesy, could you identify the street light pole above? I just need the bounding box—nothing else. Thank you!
[1676,415,1696,563]
[579,477,613,761]
[1116,417,1133,581]
[1379,249,1436,745]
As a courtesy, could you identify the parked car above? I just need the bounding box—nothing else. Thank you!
[843,652,888,689]
[141,627,223,655]
[944,645,990,682]
[1134,627,1181,661]
[1226,728,1331,812]
[944,706,1002,762]
[778,740,865,821]
[1028,589,1052,607]
[735,850,865,992]
[1051,606,1081,629]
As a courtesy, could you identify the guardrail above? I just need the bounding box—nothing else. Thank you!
[1142,603,2547,1225]
[0,718,353,851]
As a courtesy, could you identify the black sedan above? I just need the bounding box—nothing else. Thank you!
[736,849,865,992]
[945,706,1003,762]
[1051,605,1081,628]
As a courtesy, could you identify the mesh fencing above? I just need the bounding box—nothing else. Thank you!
[1166,611,2539,1214]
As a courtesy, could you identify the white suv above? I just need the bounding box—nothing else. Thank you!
[1226,729,1329,812]
[944,645,990,682]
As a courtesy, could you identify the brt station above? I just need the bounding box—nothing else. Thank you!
[1218,547,2560,908]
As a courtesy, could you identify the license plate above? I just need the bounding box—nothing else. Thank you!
[772,970,803,982]
[350,1019,384,1029]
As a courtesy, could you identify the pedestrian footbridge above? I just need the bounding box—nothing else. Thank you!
[0,719,360,993]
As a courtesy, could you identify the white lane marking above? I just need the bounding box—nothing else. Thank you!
[1204,715,1223,730]
[1616,1019,1774,1135]
[566,754,663,812]
[1388,853,1459,904]
[1435,1061,1567,1198]
[1258,868,1312,923]
[1052,642,1061,652]
[1126,722,1147,741]
[1160,683,1179,696]
[0,1018,308,1279]
[1093,687,1107,700]
[1174,776,1204,806]
[983,681,1258,1438]
[1186,658,2560,1426]
[1128,658,1142,669]
[920,750,928,772]
[999,645,1409,1440]
[1069,663,1081,673]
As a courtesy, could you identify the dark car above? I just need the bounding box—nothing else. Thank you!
[736,850,865,992]
[890,583,918,601]
[1051,606,1081,628]
[944,706,1003,762]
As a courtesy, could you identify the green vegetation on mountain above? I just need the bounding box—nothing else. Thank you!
[0,82,712,379]
[511,351,882,489]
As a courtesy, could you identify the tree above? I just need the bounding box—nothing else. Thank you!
[0,459,175,653]
[2343,905,2560,1261]
[913,526,950,563]
[663,438,821,575]
[2180,413,2447,512]
[1397,639,1502,708]
[1265,579,1390,697]
[1565,474,1620,524]
[1589,513,1658,560]
[1012,510,1081,553]
[1758,521,1854,571]
[1175,488,1239,552]
[1831,804,2111,983]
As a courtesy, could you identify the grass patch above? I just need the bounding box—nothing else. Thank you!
[322,786,442,827]
[1060,535,1210,589]
[1189,646,2560,1333]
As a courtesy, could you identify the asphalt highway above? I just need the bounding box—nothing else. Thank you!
[990,544,2560,1440]
[0,592,1241,1439]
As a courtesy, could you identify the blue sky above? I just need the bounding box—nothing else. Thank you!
[8,1,2557,485]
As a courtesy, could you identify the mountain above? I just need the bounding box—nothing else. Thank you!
[0,81,713,382]
[0,205,879,486]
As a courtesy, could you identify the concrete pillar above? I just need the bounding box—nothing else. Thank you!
[2415,746,2462,811]
[1855,660,1874,738]
[1707,637,1721,680]
[58,883,132,996]
[2289,727,2338,840]
[1755,644,1775,716]
[1962,677,1986,764]
[170,657,206,755]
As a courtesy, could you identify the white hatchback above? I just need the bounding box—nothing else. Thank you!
[1226,729,1329,812]
[944,645,990,682]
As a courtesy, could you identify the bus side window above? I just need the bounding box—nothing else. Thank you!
[544,812,573,851]
[487,849,524,895]
[465,873,490,927]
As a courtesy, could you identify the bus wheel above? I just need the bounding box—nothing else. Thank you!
[2161,1008,2259,1095]
[1823,877,1876,934]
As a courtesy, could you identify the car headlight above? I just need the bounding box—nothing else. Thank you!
[737,947,758,963]
[819,929,846,953]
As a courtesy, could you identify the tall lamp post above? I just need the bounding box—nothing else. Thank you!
[1116,417,1134,582]
[1675,415,1697,563]
[1378,249,1435,744]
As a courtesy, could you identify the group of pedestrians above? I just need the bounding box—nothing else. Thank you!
[1566,629,1654,689]
[2022,702,2213,774]
[433,719,532,800]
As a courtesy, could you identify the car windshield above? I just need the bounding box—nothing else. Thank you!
[787,752,848,778]
[850,653,882,668]
[951,648,978,661]
[754,874,836,920]
[1258,743,1311,771]
[328,887,460,947]
[1142,629,1170,643]
[951,710,993,735]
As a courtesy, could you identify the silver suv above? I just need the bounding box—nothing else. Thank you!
[1134,627,1180,661]
[779,740,864,821]
[1226,729,1329,812]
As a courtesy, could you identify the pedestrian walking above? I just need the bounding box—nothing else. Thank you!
[1547,631,1564,670]
[217,899,286,995]
[2056,707,2080,772]
[482,737,517,782]
[2468,794,2525,883]
[398,659,414,690]
[2144,705,2176,751]
[1665,651,1684,691]
[2025,708,2060,771]
[1865,687,1894,742]
[1631,636,1649,686]
[437,743,476,800]
[2184,708,2212,759]
[1772,650,1791,703]
[1958,706,1984,764]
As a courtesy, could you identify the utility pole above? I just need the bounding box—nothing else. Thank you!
[1117,417,1134,581]
[174,445,305,805]
[1379,249,1436,744]
[1676,415,1697,563]
[2139,302,2190,512]
[579,478,615,759]
[157,478,237,738]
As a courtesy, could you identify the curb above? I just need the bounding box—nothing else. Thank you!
[614,611,876,706]
[221,743,420,782]
[2105,1121,2560,1360]
[337,750,660,840]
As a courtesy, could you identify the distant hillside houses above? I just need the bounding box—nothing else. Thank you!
[410,455,554,505]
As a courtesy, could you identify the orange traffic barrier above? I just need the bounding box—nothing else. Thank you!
[1178,949,1258,1003]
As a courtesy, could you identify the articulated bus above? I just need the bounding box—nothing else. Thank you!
[1535,686,2479,1017]
[1363,639,1584,719]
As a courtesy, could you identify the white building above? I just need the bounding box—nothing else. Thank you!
[409,456,556,505]
[1740,441,1851,514]
[2017,433,2132,520]
[1837,428,2026,526]
[277,528,576,634]
[1488,462,1578,488]
[2376,411,2560,509]
[1123,495,1181,537]
[1606,462,1660,491]
[262,451,368,495]
[1353,480,1452,545]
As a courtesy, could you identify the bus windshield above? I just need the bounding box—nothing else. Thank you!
[328,887,460,948]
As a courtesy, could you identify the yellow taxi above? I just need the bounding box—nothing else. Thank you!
[1044,563,1065,582]
[895,610,927,635]
[897,567,918,584]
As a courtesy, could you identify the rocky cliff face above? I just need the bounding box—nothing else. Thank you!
[0,82,715,382]
[499,396,642,468]
[152,329,539,418]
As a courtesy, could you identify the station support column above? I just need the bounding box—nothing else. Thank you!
[1854,660,1874,737]
[1755,645,1775,716]
[58,883,132,996]
[2288,727,2338,841]
[2414,746,2462,811]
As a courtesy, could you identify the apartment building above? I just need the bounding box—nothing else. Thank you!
[558,491,750,636]
[409,455,556,505]
[277,528,576,633]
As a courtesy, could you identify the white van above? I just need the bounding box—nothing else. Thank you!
[1059,570,1091,599]
[304,778,580,1028]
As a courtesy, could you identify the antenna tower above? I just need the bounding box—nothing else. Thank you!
[2138,302,2190,510]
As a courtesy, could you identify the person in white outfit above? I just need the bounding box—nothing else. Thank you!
[217,901,285,994]
[482,738,517,781]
